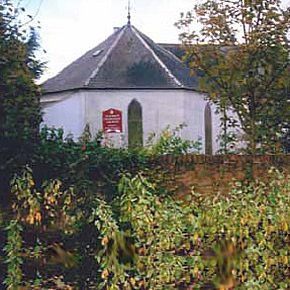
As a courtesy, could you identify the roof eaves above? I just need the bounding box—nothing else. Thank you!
[131,26,183,88]
[41,91,77,103]
[84,26,126,86]
[42,86,200,96]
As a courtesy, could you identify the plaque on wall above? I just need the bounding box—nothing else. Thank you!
[102,108,123,133]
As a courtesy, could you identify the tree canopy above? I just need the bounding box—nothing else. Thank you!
[0,0,45,203]
[0,0,44,141]
[177,0,290,153]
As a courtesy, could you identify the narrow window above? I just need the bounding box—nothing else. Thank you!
[205,103,213,155]
[128,99,143,147]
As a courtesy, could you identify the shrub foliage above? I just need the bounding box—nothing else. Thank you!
[1,167,289,289]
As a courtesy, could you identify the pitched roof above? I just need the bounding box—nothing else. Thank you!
[158,43,186,60]
[42,24,198,93]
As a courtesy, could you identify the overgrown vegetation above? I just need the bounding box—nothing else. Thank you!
[0,124,199,204]
[146,123,202,155]
[1,167,289,289]
[0,0,45,205]
[1,1,290,289]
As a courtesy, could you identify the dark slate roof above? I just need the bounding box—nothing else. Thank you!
[158,43,186,60]
[42,24,198,93]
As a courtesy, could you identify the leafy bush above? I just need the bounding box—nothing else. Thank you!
[1,123,201,206]
[96,169,290,289]
[146,123,202,155]
[2,167,290,289]
[32,126,151,199]
[30,125,200,201]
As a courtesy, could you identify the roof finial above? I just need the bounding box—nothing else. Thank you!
[127,0,131,25]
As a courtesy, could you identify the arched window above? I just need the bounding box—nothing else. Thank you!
[205,103,213,155]
[128,99,143,147]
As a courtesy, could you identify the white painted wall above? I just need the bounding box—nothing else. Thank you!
[41,89,222,153]
[41,91,86,139]
[84,89,186,146]
[183,91,221,153]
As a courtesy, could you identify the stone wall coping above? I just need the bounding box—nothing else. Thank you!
[155,154,290,166]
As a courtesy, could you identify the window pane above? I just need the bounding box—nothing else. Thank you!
[205,103,213,155]
[128,100,143,147]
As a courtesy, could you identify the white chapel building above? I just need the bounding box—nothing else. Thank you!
[41,18,222,154]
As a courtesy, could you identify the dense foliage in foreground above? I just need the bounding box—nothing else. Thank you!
[1,125,201,206]
[1,168,289,289]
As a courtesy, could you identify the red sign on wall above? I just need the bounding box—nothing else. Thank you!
[102,108,123,133]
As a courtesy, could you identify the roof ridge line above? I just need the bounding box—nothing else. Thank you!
[140,34,184,64]
[131,26,183,88]
[157,43,185,64]
[85,26,126,86]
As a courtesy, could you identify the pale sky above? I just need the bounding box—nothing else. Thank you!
[16,0,198,82]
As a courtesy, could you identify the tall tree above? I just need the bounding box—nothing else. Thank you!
[177,0,290,153]
[0,0,44,204]
[0,0,43,141]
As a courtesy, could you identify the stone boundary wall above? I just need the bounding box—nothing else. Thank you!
[152,155,290,198]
